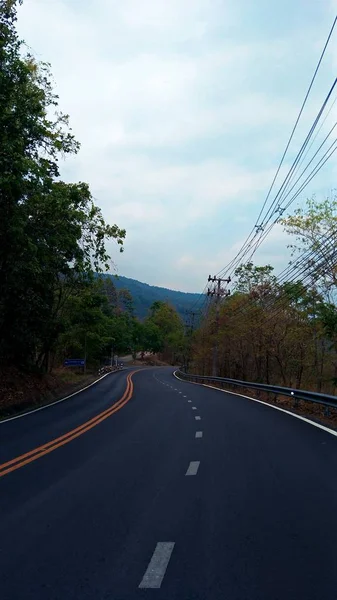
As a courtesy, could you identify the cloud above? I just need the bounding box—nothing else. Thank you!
[65,152,278,231]
[17,0,337,292]
[173,224,292,290]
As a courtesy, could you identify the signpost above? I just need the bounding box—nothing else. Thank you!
[64,359,86,367]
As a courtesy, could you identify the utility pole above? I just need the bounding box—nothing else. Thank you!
[184,310,200,373]
[207,275,230,376]
[185,309,199,333]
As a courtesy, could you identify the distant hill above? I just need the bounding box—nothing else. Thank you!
[104,274,201,320]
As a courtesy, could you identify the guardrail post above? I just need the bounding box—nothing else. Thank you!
[324,406,331,417]
[291,392,299,408]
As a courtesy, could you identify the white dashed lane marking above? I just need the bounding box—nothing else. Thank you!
[192,406,197,410]
[139,542,175,589]
[195,431,203,438]
[195,416,201,420]
[185,461,200,476]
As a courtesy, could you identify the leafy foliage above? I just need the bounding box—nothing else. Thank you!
[144,301,186,363]
[281,195,337,295]
[0,2,125,370]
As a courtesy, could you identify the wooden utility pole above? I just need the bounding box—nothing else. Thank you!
[207,275,230,376]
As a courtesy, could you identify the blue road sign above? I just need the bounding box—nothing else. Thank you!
[64,358,86,367]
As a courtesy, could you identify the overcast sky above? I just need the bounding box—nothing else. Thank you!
[17,0,337,292]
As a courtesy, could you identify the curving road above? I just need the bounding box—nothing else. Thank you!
[1,366,337,599]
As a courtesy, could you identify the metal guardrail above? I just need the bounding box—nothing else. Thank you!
[176,370,337,414]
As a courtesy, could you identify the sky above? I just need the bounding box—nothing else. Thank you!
[17,0,337,292]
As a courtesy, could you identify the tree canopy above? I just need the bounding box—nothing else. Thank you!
[0,1,125,370]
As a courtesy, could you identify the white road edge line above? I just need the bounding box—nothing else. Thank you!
[0,370,117,424]
[186,460,200,476]
[173,371,337,439]
[195,416,201,420]
[195,431,203,438]
[139,542,175,589]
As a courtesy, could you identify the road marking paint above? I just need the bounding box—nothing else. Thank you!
[179,392,182,394]
[188,400,192,403]
[185,461,200,476]
[183,395,187,398]
[173,370,337,439]
[195,431,203,438]
[0,372,137,479]
[195,416,201,420]
[139,542,175,589]
[192,406,197,410]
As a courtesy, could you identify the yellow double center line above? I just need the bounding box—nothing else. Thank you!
[0,371,136,479]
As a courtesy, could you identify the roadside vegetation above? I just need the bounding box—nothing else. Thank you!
[190,195,337,395]
[0,2,185,412]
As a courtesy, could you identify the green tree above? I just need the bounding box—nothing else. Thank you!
[0,2,125,370]
[146,301,185,363]
[141,321,164,353]
[234,262,277,299]
[281,195,337,294]
[191,261,337,393]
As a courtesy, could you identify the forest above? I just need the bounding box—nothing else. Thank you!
[109,275,200,320]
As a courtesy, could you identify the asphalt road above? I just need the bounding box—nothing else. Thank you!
[1,366,337,599]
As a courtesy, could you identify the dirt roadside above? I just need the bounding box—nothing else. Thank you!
[0,367,115,420]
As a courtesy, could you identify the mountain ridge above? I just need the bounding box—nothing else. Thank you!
[104,274,201,319]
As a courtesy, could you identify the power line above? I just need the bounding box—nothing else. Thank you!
[259,78,337,227]
[227,235,337,328]
[197,227,336,333]
[255,17,337,226]
[276,122,337,207]
[198,85,337,305]
[213,226,337,327]
[285,93,337,190]
[226,101,337,275]
[214,16,337,281]
[188,283,208,312]
[244,139,337,266]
